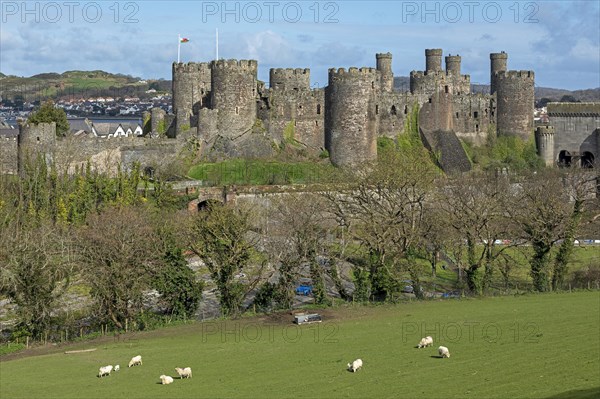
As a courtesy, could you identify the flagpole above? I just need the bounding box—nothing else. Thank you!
[216,28,219,61]
[178,34,181,63]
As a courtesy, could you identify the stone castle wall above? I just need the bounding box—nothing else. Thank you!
[325,67,379,167]
[0,135,18,174]
[495,70,534,140]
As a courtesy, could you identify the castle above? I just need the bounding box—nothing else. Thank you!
[1,48,598,176]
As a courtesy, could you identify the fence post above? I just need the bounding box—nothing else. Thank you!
[26,336,29,349]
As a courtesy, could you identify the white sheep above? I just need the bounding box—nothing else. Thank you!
[128,355,142,368]
[114,365,120,371]
[347,358,363,372]
[175,367,193,379]
[160,375,174,385]
[417,336,434,348]
[98,365,113,378]
[438,346,450,358]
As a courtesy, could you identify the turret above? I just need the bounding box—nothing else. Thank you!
[445,54,461,76]
[425,49,443,72]
[535,125,555,166]
[17,122,56,176]
[376,53,394,92]
[490,51,508,94]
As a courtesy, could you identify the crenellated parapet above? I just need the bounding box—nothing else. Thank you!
[269,68,310,90]
[410,70,471,96]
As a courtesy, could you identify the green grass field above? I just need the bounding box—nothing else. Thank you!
[1,292,598,399]
[188,159,341,186]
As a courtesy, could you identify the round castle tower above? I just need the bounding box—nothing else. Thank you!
[445,54,461,76]
[495,70,535,140]
[490,51,508,94]
[172,62,212,116]
[534,125,555,166]
[210,59,258,138]
[269,68,310,91]
[425,49,443,72]
[376,53,394,92]
[325,67,379,168]
[18,122,56,175]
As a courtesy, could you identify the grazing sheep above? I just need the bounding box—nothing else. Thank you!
[114,365,120,371]
[98,365,113,378]
[160,375,174,385]
[438,346,450,358]
[417,336,434,348]
[347,358,363,372]
[175,367,192,379]
[128,355,142,368]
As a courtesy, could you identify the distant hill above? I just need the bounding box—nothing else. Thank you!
[394,77,599,103]
[0,70,171,102]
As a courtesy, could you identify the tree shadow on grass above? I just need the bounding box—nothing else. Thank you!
[544,387,600,399]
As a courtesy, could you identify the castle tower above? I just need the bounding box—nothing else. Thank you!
[17,122,56,175]
[325,67,379,168]
[172,62,212,117]
[376,53,394,92]
[490,51,508,94]
[425,49,443,72]
[445,54,461,76]
[535,125,555,166]
[495,70,535,140]
[210,59,258,137]
[269,68,310,91]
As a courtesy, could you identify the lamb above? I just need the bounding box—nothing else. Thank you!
[438,346,450,358]
[98,365,113,378]
[160,375,174,385]
[114,365,120,371]
[347,358,363,372]
[175,367,193,379]
[417,336,434,348]
[128,355,142,368]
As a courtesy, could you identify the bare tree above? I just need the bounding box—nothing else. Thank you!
[511,169,597,291]
[436,172,515,294]
[322,150,437,300]
[77,205,162,328]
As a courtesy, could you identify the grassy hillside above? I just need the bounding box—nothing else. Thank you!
[1,292,598,398]
[0,70,169,101]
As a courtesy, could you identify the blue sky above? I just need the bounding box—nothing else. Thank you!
[1,0,599,90]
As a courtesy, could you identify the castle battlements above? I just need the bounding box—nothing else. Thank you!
[410,70,469,80]
[376,52,392,59]
[212,59,258,72]
[490,51,508,60]
[172,62,212,73]
[329,67,378,76]
[270,68,310,75]
[535,125,555,135]
[494,70,535,79]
